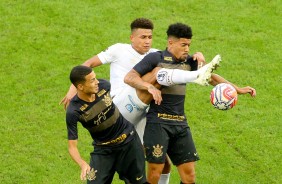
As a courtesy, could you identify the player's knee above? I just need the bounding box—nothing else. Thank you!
[162,156,172,173]
[148,164,163,182]
[182,171,196,183]
[148,170,162,182]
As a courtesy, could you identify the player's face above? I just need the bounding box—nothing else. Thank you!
[130,28,153,55]
[82,71,99,94]
[168,38,191,61]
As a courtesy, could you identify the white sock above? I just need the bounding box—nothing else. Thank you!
[158,173,170,184]
[157,68,199,86]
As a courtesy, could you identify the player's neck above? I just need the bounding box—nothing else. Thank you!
[77,93,96,102]
[131,44,146,55]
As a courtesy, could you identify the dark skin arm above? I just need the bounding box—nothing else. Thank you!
[210,74,256,97]
[124,69,163,105]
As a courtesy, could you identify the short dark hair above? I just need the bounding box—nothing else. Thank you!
[130,18,154,31]
[166,23,192,39]
[69,65,92,87]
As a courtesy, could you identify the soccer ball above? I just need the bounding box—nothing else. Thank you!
[210,83,238,110]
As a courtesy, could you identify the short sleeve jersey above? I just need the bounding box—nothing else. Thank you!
[133,50,198,126]
[66,79,134,147]
[97,43,158,97]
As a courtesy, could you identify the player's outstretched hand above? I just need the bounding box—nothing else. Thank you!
[59,85,77,110]
[237,86,256,97]
[59,96,71,110]
[148,85,162,105]
[193,52,206,68]
[80,162,91,180]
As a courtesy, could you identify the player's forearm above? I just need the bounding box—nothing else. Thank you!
[82,55,102,68]
[210,74,239,91]
[67,84,77,98]
[124,70,152,90]
[68,142,87,167]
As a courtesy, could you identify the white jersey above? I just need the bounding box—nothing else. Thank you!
[97,43,158,97]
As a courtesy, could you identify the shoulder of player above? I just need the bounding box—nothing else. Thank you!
[110,43,130,49]
[66,98,80,117]
[143,50,163,62]
[98,78,110,85]
[98,79,111,91]
[146,50,162,57]
[101,43,129,53]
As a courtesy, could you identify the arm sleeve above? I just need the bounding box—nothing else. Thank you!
[66,110,79,140]
[133,52,161,76]
[97,43,121,64]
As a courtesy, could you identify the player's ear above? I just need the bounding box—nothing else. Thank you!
[77,83,84,91]
[130,34,134,42]
[167,37,174,46]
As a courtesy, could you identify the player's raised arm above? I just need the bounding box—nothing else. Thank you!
[210,73,256,97]
[82,55,103,68]
[124,69,162,105]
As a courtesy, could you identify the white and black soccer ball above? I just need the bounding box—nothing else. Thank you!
[210,83,238,110]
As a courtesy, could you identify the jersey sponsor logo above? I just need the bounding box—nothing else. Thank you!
[80,104,89,111]
[87,168,97,181]
[125,95,141,113]
[152,144,163,158]
[99,133,127,145]
[157,113,185,121]
[164,56,173,61]
[97,89,106,97]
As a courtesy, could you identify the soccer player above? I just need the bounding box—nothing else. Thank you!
[124,23,256,184]
[66,65,148,184]
[60,18,216,184]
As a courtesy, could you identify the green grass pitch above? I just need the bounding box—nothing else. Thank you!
[0,0,281,183]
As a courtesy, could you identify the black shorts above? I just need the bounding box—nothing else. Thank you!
[88,132,147,184]
[143,123,200,166]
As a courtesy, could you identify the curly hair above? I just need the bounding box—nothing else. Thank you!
[130,18,154,31]
[166,23,192,39]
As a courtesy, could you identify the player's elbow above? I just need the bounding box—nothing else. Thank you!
[124,74,131,85]
[124,70,138,85]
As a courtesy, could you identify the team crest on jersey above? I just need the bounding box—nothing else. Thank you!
[80,104,88,111]
[87,168,97,181]
[97,89,106,97]
[152,144,163,158]
[164,56,173,61]
[102,93,112,107]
